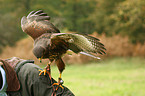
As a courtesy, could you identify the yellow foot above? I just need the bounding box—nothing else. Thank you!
[39,69,49,76]
[53,78,64,90]
[53,83,64,90]
[39,63,51,76]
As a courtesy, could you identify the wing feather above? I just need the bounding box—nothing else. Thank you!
[51,33,106,57]
[21,10,60,40]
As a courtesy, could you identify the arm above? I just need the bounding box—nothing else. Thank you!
[15,61,74,96]
[1,57,74,96]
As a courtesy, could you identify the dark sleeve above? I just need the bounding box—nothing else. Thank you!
[16,63,74,96]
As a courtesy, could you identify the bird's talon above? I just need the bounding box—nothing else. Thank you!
[53,83,58,86]
[52,77,64,90]
[39,69,47,75]
[59,85,64,89]
[53,83,64,89]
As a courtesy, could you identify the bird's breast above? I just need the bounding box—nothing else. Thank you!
[44,44,68,59]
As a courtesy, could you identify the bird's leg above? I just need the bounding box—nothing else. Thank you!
[53,57,65,90]
[39,62,51,76]
[58,73,64,85]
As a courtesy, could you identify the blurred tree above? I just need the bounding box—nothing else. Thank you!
[89,0,123,35]
[24,0,30,10]
[0,0,26,52]
[0,0,144,53]
[90,0,145,43]
[110,0,145,43]
[61,0,96,33]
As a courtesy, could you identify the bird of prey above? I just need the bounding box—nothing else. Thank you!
[21,10,106,87]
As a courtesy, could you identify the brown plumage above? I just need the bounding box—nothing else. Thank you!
[32,32,106,75]
[21,10,106,86]
[33,33,68,74]
[21,10,60,40]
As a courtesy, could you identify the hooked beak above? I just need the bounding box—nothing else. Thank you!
[39,56,43,63]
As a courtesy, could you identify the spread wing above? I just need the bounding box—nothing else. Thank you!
[21,10,60,40]
[50,33,106,58]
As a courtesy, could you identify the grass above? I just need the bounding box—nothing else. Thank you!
[41,57,145,96]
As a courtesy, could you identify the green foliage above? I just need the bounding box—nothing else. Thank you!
[0,0,26,52]
[111,0,145,43]
[89,0,123,34]
[91,0,145,43]
[61,0,96,33]
[0,0,144,52]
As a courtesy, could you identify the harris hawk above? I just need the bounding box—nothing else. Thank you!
[21,10,106,87]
